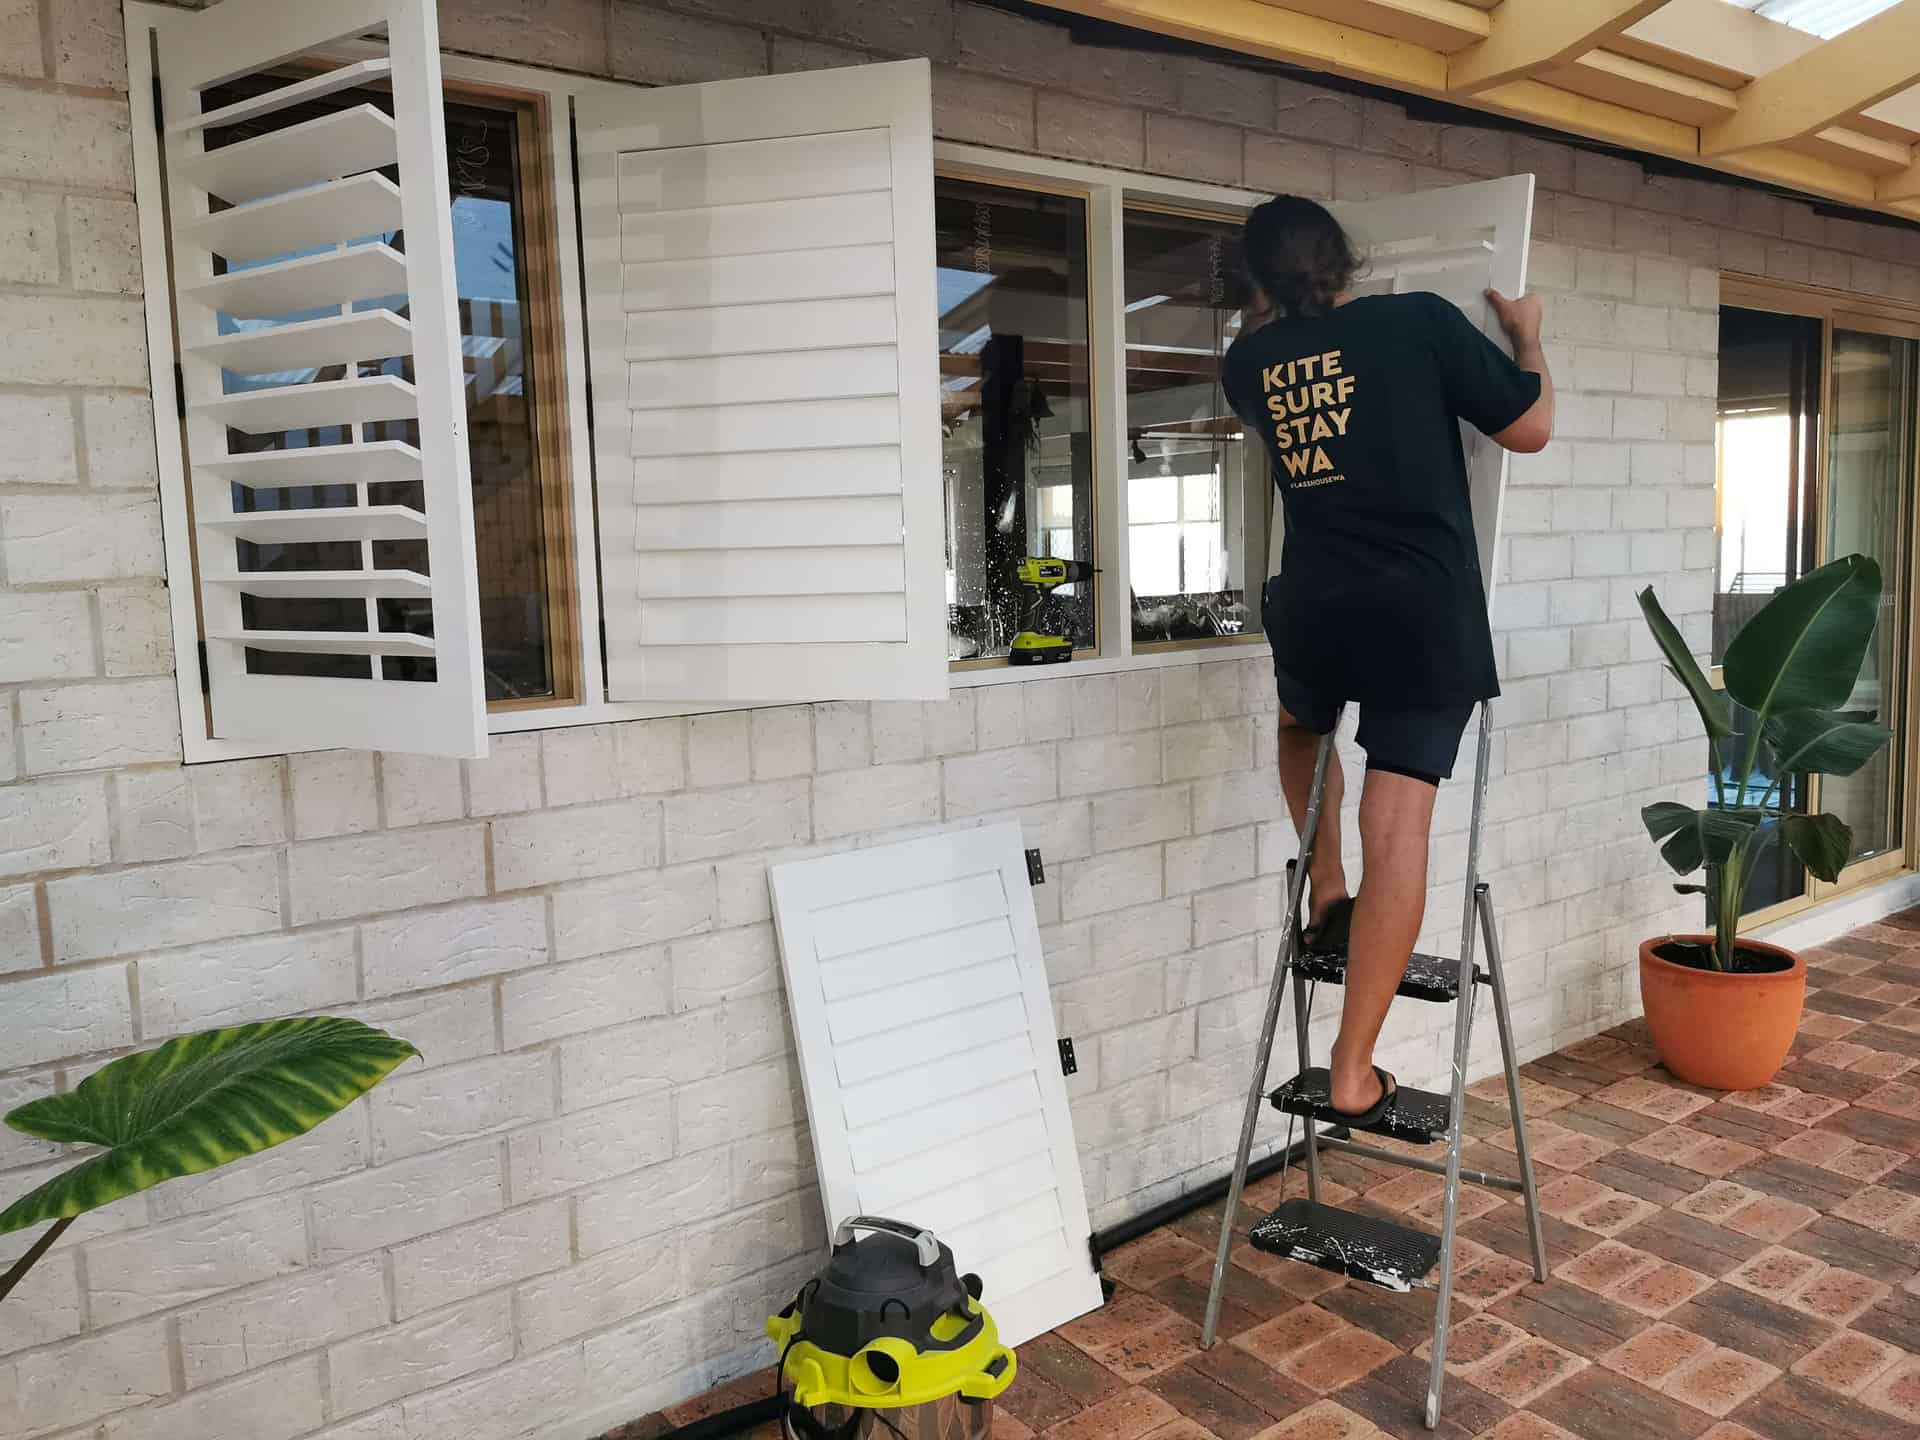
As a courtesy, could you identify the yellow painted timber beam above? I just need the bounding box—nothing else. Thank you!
[1701,0,1920,156]
[1272,0,1488,55]
[1029,0,1446,91]
[1719,146,1879,206]
[1447,0,1671,96]
[1552,48,1737,128]
[1880,155,1920,202]
[1475,76,1696,157]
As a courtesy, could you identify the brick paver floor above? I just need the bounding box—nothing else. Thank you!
[610,912,1920,1439]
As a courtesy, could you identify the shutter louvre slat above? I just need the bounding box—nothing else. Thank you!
[197,375,417,434]
[170,58,393,135]
[200,440,421,490]
[206,570,432,599]
[183,103,398,205]
[184,243,407,320]
[209,628,434,657]
[192,173,403,264]
[188,311,412,376]
[200,505,428,544]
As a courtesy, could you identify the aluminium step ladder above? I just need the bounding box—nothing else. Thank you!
[1200,705,1549,1431]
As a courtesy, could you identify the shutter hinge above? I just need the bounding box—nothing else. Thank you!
[1057,1038,1077,1076]
[1025,848,1045,886]
[173,362,185,421]
[196,640,209,695]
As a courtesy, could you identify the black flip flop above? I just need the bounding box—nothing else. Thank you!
[1301,896,1355,954]
[1327,1066,1397,1128]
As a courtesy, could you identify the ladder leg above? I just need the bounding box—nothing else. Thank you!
[1480,884,1548,1281]
[1425,706,1495,1431]
[1293,954,1320,1202]
[1202,733,1335,1349]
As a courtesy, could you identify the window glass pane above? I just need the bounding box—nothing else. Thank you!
[937,178,1094,662]
[1713,306,1821,664]
[1823,329,1914,864]
[1710,304,1824,918]
[1122,208,1262,646]
[199,81,560,701]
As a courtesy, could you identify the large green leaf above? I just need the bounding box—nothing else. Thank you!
[1723,555,1882,717]
[1782,812,1853,883]
[1,1018,416,1236]
[1761,709,1894,778]
[1642,801,1760,874]
[1637,586,1731,740]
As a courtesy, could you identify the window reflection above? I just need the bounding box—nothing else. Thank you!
[936,178,1094,662]
[1713,307,1820,664]
[1711,305,1821,915]
[1122,207,1262,645]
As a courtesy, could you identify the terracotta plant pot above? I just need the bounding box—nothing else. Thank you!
[1638,934,1806,1091]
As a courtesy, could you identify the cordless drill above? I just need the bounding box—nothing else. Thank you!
[1009,556,1096,665]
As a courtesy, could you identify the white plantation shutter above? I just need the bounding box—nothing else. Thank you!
[1267,175,1535,608]
[577,61,947,704]
[158,0,486,756]
[769,824,1104,1346]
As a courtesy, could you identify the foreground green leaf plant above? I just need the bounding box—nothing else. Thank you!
[1638,554,1893,970]
[0,1017,416,1302]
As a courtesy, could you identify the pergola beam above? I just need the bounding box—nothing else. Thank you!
[1701,0,1920,156]
[1446,0,1670,96]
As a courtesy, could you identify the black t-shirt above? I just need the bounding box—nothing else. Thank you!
[1223,291,1541,707]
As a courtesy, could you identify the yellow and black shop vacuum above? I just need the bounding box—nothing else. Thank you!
[767,1217,1016,1440]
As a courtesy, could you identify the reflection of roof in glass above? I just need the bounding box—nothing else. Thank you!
[938,267,994,318]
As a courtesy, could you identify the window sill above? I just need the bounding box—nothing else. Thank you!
[946,635,1269,688]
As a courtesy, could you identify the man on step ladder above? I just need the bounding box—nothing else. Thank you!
[1222,196,1553,1123]
[1207,194,1556,1430]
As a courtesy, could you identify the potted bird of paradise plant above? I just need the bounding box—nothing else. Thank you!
[1636,554,1892,1090]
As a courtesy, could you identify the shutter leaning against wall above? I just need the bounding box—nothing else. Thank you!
[1265,175,1535,608]
[769,823,1105,1347]
[577,60,948,705]
[157,0,487,756]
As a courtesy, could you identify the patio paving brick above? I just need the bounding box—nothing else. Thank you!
[614,909,1920,1438]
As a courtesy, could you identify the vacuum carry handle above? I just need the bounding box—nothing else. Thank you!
[834,1215,940,1266]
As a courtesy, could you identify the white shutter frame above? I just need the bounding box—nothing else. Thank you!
[1267,174,1535,612]
[160,0,487,757]
[770,823,1104,1347]
[577,61,947,705]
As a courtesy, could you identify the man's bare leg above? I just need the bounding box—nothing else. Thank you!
[1328,769,1438,1114]
[1277,708,1346,928]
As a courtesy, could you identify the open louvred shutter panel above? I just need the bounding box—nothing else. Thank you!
[577,60,947,704]
[160,0,486,756]
[1267,175,1534,611]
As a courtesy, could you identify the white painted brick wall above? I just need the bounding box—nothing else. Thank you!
[6,0,1918,1434]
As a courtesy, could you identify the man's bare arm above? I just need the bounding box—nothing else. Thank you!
[1486,288,1554,454]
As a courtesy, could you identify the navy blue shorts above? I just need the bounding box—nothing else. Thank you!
[1269,663,1472,785]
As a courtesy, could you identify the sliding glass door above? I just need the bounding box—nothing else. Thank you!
[1821,319,1916,880]
[1714,281,1920,926]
